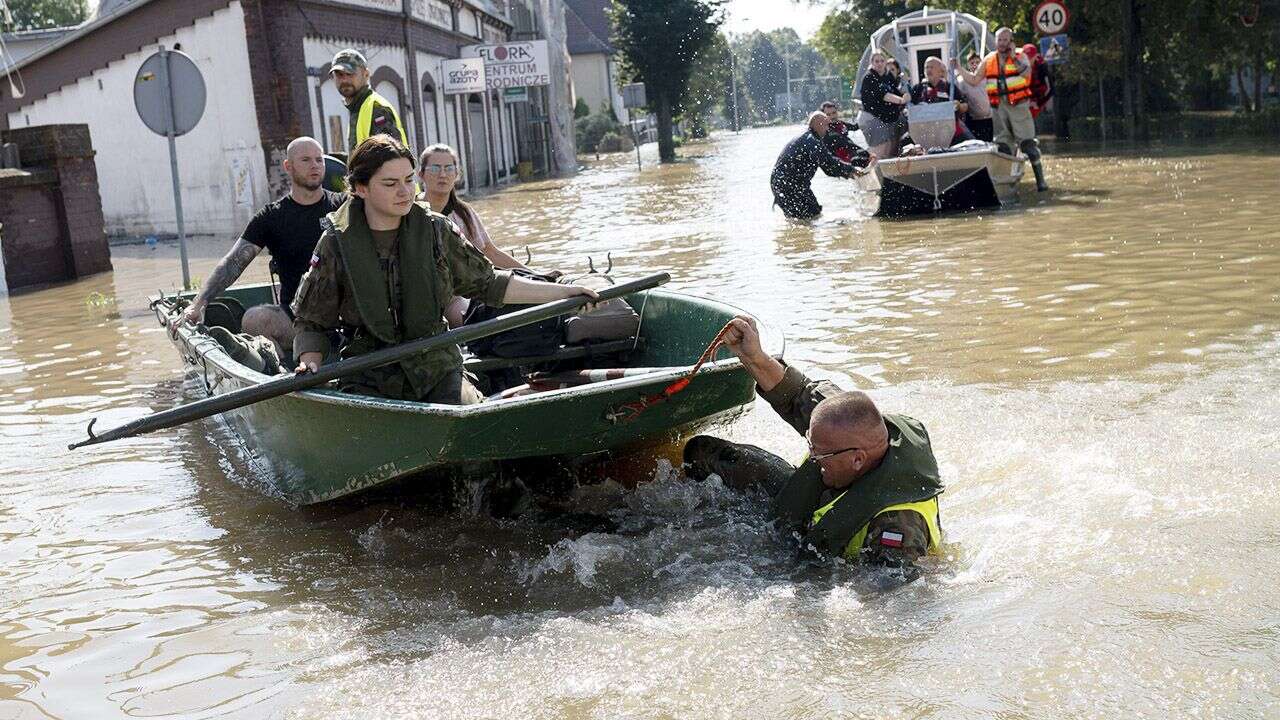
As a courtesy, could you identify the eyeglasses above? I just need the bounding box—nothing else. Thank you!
[422,163,458,176]
[806,432,860,462]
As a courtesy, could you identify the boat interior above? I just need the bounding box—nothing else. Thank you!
[164,281,761,403]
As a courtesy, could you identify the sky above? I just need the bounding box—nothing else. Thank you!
[721,0,836,40]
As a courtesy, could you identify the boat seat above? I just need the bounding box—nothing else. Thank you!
[463,337,643,373]
[203,297,245,333]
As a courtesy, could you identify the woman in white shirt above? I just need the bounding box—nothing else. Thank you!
[417,144,531,326]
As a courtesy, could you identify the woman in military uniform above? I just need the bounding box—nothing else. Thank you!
[291,135,597,404]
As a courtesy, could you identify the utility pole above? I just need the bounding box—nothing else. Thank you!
[730,49,740,132]
[784,53,793,122]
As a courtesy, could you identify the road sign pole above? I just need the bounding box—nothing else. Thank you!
[156,47,190,290]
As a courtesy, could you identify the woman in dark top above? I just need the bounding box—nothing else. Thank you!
[858,51,908,159]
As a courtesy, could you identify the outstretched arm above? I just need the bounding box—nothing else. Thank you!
[721,315,842,437]
[183,238,262,323]
[951,57,981,86]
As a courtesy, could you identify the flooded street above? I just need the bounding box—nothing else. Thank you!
[2,126,1278,718]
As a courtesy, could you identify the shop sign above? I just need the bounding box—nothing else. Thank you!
[503,86,529,102]
[462,40,551,89]
[441,57,486,94]
[410,0,453,29]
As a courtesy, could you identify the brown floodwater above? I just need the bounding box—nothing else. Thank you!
[2,126,1278,718]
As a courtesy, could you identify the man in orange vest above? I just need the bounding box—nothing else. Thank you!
[979,27,1048,191]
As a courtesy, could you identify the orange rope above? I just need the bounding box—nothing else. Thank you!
[607,321,736,424]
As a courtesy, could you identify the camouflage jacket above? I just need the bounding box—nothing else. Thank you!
[291,197,509,400]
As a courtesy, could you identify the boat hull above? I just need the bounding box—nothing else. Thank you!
[157,287,779,504]
[858,145,1025,217]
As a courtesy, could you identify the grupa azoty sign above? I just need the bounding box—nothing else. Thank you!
[462,40,550,89]
[441,57,486,94]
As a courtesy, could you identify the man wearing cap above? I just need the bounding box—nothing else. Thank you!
[330,48,409,153]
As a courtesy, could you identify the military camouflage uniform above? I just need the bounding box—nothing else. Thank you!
[685,365,941,567]
[291,198,509,403]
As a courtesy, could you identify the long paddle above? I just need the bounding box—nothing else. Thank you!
[69,272,670,450]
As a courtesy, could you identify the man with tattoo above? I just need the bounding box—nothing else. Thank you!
[183,137,345,345]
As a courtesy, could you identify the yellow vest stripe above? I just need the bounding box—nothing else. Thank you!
[812,494,942,561]
[355,91,408,148]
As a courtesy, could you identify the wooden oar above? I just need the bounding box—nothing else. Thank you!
[69,272,670,450]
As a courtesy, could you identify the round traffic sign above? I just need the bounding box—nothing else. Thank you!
[1033,0,1070,34]
[134,49,206,137]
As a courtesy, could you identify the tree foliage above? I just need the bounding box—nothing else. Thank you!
[682,31,731,137]
[0,0,88,32]
[730,29,838,123]
[609,0,726,162]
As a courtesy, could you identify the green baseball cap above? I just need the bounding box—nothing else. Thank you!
[330,49,367,74]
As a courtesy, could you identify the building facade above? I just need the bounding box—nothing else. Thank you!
[0,0,536,239]
[564,0,623,121]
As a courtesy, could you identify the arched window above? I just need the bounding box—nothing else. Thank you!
[421,71,440,146]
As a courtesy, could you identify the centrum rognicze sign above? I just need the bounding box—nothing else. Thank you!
[462,40,551,89]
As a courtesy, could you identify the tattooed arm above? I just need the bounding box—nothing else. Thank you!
[182,238,263,323]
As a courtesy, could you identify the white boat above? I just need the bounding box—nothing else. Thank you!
[851,7,1026,216]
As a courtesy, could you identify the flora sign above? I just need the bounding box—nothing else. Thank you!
[462,40,551,89]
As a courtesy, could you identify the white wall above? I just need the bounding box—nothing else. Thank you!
[7,3,268,238]
[415,50,457,150]
[305,38,411,154]
[570,52,624,120]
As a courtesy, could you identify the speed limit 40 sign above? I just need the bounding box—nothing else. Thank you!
[1033,0,1070,34]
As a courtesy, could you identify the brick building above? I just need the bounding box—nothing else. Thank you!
[0,0,543,239]
[0,125,111,293]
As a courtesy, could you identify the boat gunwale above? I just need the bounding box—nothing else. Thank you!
[153,287,785,417]
[876,145,1024,179]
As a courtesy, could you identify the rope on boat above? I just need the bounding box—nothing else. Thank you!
[605,320,736,424]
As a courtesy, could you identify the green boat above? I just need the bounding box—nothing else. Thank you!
[151,283,783,504]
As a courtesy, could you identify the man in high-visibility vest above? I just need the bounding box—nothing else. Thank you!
[975,27,1048,191]
[330,48,409,155]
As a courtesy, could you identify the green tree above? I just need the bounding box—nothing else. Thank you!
[0,0,88,32]
[681,32,731,138]
[745,32,785,119]
[609,0,726,162]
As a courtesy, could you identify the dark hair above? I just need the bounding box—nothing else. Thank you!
[346,134,415,188]
[418,143,479,241]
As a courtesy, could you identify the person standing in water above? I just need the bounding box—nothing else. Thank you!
[770,111,876,221]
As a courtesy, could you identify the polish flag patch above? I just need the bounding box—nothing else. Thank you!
[880,531,904,548]
[310,253,321,268]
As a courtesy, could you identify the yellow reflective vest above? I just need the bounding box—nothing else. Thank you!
[812,494,942,561]
[347,87,408,152]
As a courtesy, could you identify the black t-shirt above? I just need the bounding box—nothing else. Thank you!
[241,190,345,310]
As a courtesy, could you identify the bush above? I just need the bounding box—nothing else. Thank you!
[574,98,590,119]
[575,111,624,153]
[597,131,634,153]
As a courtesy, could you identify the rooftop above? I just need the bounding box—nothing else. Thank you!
[564,0,612,55]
